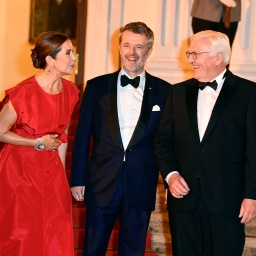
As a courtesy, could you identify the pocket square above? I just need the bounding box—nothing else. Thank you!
[152,105,161,111]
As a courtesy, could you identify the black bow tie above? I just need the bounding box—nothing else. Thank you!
[198,80,218,90]
[121,75,140,89]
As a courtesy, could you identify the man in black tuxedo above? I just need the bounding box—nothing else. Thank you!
[70,22,176,256]
[165,30,256,255]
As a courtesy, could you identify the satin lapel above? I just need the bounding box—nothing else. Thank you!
[186,80,200,142]
[127,72,153,148]
[201,71,237,143]
[108,71,123,149]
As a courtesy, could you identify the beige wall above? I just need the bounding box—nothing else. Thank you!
[83,0,256,86]
[1,0,256,100]
[0,0,34,99]
[0,0,74,100]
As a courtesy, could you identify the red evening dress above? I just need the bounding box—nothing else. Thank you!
[0,76,79,256]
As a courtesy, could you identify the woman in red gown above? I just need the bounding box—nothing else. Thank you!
[0,31,79,256]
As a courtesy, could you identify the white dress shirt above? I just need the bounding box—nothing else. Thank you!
[117,69,146,150]
[197,69,227,141]
[165,69,227,182]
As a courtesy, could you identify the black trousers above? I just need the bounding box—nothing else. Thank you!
[168,184,245,256]
[192,17,239,47]
[82,163,151,256]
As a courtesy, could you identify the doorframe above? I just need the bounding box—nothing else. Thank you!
[75,0,87,100]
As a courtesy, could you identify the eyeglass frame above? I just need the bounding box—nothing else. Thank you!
[185,51,211,60]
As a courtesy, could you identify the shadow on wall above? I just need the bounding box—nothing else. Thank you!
[176,37,193,81]
[110,27,122,71]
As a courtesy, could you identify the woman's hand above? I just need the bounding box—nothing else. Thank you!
[42,134,61,151]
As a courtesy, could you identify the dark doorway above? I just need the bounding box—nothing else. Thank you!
[74,0,87,96]
[29,0,87,95]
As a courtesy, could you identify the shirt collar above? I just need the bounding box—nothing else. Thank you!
[212,69,227,89]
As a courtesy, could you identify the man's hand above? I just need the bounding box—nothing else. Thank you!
[71,186,85,201]
[239,199,256,224]
[168,173,190,198]
[219,0,237,8]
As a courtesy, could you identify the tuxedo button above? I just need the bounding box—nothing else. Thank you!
[199,147,205,152]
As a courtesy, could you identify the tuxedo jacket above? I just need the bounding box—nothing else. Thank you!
[167,70,256,216]
[71,70,176,211]
[191,0,241,23]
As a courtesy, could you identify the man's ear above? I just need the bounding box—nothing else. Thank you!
[215,52,224,65]
[146,47,153,58]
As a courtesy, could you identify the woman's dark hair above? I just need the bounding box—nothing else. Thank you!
[31,31,69,69]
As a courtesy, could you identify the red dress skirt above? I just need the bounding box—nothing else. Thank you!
[0,76,79,256]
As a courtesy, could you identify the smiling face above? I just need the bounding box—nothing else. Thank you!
[119,30,152,78]
[188,37,223,82]
[51,39,76,76]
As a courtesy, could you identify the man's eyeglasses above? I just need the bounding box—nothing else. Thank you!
[185,51,210,60]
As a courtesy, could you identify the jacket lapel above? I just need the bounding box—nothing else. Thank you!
[108,71,124,149]
[127,72,154,148]
[201,70,237,143]
[186,79,200,142]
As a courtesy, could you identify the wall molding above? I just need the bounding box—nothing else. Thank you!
[84,0,256,85]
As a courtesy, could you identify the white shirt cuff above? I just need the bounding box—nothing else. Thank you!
[165,171,180,183]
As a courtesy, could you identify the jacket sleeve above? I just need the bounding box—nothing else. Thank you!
[154,86,178,181]
[245,87,256,199]
[71,81,94,187]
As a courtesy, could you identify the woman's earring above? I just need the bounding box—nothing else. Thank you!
[46,68,51,75]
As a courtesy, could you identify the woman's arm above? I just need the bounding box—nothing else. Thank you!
[0,100,61,150]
